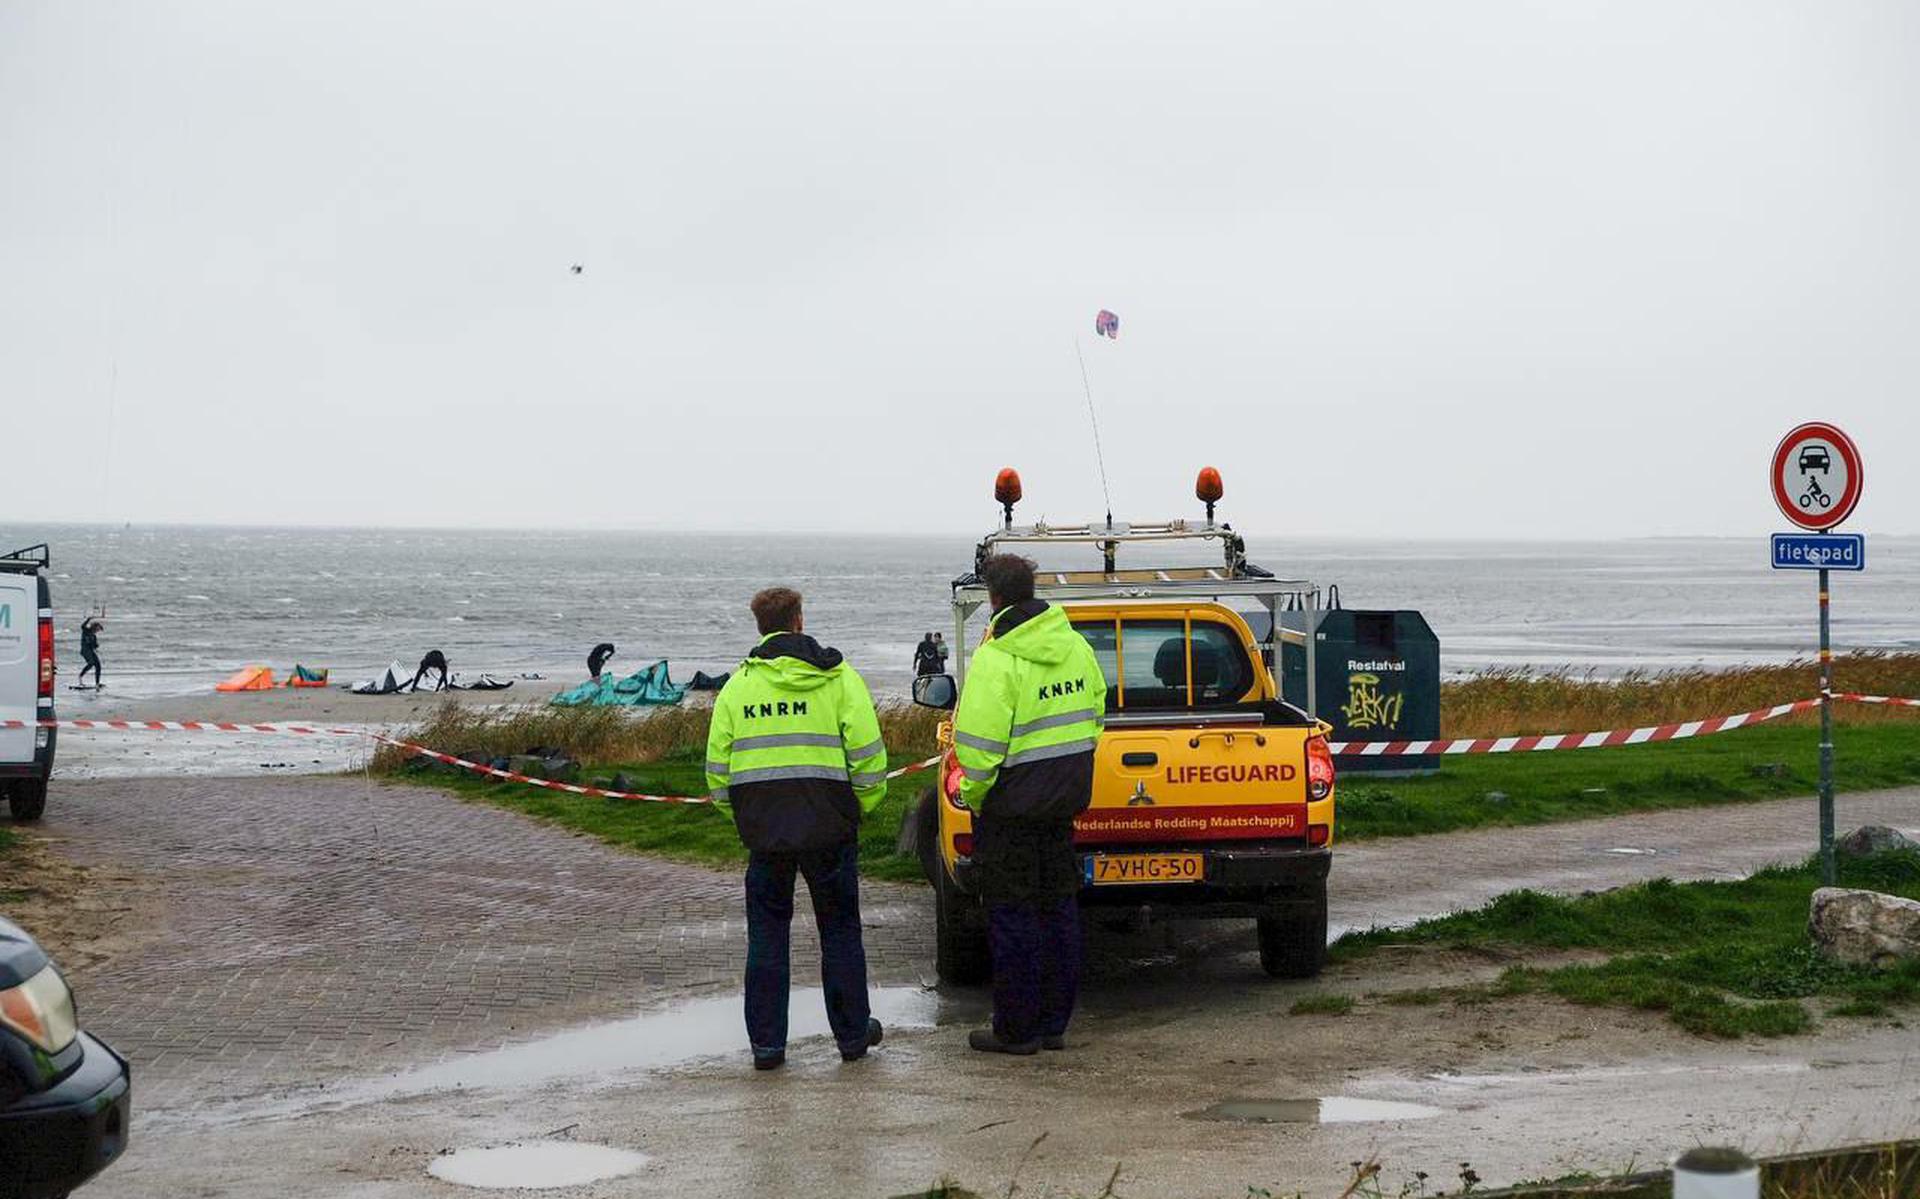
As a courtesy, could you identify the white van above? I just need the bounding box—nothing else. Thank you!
[0,544,55,821]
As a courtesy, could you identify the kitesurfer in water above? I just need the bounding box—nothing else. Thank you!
[77,612,105,689]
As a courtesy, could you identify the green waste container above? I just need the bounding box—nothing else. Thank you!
[1267,609,1441,775]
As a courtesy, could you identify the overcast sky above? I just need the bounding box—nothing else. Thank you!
[5,1,1915,537]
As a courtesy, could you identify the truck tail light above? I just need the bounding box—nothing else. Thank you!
[953,833,974,859]
[1308,823,1330,847]
[37,615,53,698]
[943,755,968,809]
[1306,735,1335,801]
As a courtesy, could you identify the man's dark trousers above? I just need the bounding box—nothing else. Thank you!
[743,840,872,1057]
[977,814,1083,1045]
[987,896,1082,1043]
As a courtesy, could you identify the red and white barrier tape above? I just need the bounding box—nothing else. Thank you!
[1326,698,1824,756]
[1830,691,1920,710]
[1326,692,1918,755]
[7,717,358,736]
[0,715,945,804]
[9,692,1916,798]
[363,734,943,805]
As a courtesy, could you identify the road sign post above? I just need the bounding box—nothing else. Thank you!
[1818,566,1834,884]
[1770,422,1864,885]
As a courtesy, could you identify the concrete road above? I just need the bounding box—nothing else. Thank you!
[34,776,1920,1197]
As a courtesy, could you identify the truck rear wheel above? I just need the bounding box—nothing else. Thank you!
[934,865,991,985]
[1257,881,1327,979]
[909,789,941,884]
[7,781,47,823]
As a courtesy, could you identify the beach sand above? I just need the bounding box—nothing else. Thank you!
[66,678,573,725]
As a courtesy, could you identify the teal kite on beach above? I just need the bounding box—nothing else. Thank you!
[550,660,688,707]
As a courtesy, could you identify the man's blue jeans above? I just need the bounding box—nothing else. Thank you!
[744,841,871,1057]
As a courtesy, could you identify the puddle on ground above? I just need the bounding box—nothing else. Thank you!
[385,985,942,1097]
[1186,1097,1441,1124]
[170,985,947,1128]
[1603,847,1660,856]
[1422,1062,1808,1089]
[428,1141,650,1190]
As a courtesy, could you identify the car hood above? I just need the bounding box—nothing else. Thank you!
[0,917,51,988]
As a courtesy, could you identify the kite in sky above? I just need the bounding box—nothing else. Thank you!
[1094,309,1119,338]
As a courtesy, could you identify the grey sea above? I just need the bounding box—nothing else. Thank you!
[6,525,1917,700]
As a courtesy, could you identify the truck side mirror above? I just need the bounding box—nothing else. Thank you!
[912,674,957,710]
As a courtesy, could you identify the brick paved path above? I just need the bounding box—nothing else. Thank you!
[44,776,935,1106]
[42,773,1920,1112]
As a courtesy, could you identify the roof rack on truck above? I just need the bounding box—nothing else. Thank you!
[0,545,50,574]
[947,470,1327,718]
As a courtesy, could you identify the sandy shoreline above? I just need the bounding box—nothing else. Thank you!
[48,679,717,779]
[60,678,574,725]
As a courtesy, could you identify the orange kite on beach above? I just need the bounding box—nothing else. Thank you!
[215,665,276,692]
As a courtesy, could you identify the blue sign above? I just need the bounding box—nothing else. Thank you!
[1772,532,1865,571]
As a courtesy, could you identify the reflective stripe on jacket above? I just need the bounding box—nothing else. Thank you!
[953,600,1106,819]
[705,632,888,852]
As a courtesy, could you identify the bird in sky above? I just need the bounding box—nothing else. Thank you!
[569,264,584,275]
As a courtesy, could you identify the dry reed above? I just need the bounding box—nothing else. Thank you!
[370,653,1920,771]
[1439,652,1920,739]
[370,698,944,773]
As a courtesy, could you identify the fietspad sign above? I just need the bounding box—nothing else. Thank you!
[1771,532,1864,572]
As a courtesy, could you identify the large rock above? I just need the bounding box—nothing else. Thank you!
[1837,825,1920,857]
[1809,887,1920,970]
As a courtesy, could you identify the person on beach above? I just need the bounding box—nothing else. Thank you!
[77,612,105,689]
[409,649,449,693]
[913,632,940,677]
[931,632,949,674]
[588,642,616,681]
[951,554,1105,1055]
[704,587,888,1071]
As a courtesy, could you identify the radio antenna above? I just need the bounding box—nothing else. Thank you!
[1073,336,1114,528]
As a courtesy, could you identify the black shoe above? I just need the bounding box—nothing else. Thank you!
[1041,1034,1067,1051]
[753,1050,786,1071]
[841,1018,884,1062]
[968,1028,1040,1056]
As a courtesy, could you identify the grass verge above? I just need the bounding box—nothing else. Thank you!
[1335,850,1920,1038]
[1336,720,1920,841]
[1286,993,1354,1017]
[374,698,1918,885]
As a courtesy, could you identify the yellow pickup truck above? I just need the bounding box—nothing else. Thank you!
[911,475,1337,983]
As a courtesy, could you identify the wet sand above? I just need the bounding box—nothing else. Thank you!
[109,959,1920,1199]
[62,677,573,726]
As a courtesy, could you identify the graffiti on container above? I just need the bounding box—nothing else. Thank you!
[1341,672,1405,732]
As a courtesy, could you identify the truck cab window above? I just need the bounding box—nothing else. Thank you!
[1074,618,1254,709]
[1076,621,1120,709]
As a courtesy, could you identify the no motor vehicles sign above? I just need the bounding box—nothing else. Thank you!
[1770,422,1863,530]
[1766,419,1865,888]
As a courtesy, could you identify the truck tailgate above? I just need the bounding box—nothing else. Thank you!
[1074,723,1309,845]
[0,577,35,766]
